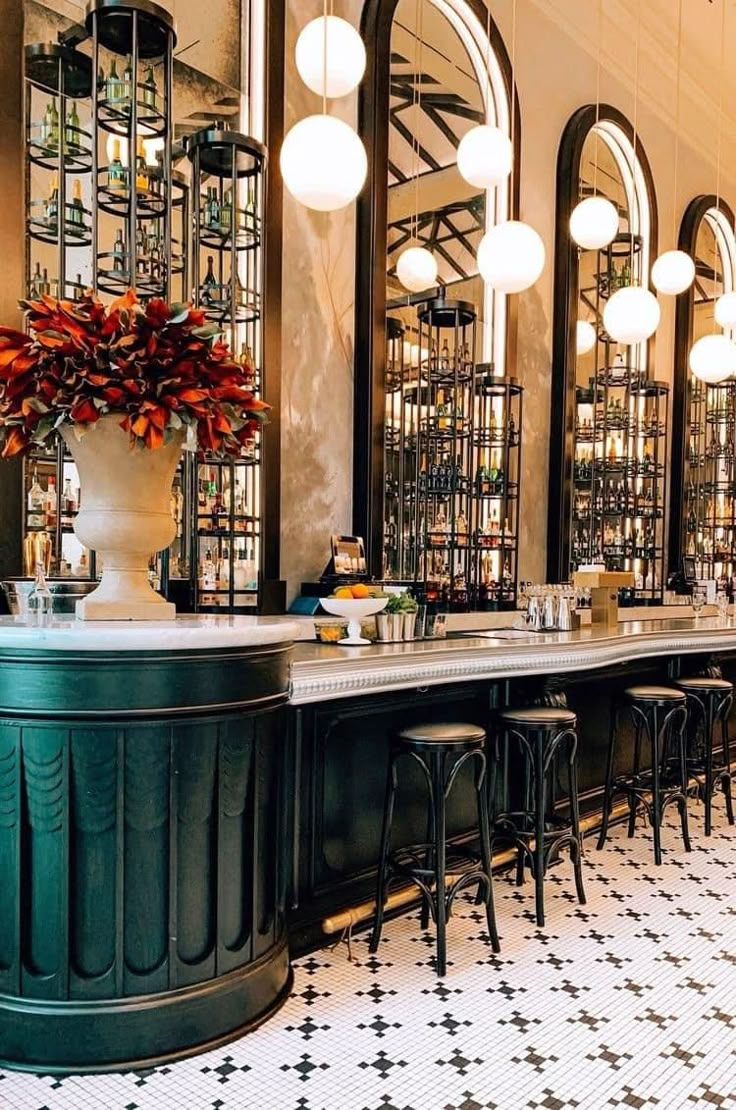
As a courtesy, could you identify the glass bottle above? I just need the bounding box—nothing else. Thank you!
[45,171,59,228]
[221,188,232,230]
[112,229,126,273]
[143,64,157,109]
[65,100,80,153]
[27,468,45,528]
[71,178,84,227]
[106,59,121,102]
[122,58,133,104]
[47,97,59,150]
[201,255,217,303]
[28,562,53,623]
[135,139,149,193]
[108,138,126,192]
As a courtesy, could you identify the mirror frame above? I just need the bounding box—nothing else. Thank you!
[546,103,659,583]
[353,0,519,577]
[668,194,736,574]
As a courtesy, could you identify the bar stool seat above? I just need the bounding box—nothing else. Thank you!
[624,685,687,703]
[675,676,734,835]
[499,707,577,727]
[598,685,690,864]
[493,705,585,927]
[398,722,486,745]
[370,722,498,977]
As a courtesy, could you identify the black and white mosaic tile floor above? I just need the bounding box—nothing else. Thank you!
[4,802,736,1110]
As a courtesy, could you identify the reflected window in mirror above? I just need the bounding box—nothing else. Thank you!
[670,198,736,583]
[378,0,518,603]
[548,106,665,603]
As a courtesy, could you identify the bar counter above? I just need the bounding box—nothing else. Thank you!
[286,614,736,952]
[0,615,297,1073]
[289,615,736,703]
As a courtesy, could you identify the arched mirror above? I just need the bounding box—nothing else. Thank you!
[547,105,665,602]
[669,196,736,582]
[355,0,518,599]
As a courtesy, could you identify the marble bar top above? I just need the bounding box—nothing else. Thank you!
[0,614,299,652]
[289,616,736,705]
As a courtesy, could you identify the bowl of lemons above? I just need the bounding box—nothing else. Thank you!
[320,585,388,645]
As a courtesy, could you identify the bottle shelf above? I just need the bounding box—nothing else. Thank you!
[197,214,261,252]
[27,131,92,173]
[96,94,166,139]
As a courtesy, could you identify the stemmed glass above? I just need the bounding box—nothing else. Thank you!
[691,587,706,618]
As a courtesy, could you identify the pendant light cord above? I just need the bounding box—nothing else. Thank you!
[630,3,640,278]
[672,0,683,246]
[510,0,517,199]
[322,0,328,116]
[593,0,602,196]
[714,0,727,318]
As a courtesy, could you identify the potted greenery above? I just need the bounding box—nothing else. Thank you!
[0,289,268,620]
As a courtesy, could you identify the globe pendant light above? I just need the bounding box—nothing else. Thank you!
[651,249,695,296]
[689,333,736,383]
[576,320,597,355]
[280,115,367,211]
[651,2,695,296]
[603,286,660,345]
[715,291,736,329]
[295,15,366,99]
[477,220,545,294]
[457,125,512,189]
[396,246,438,293]
[396,0,436,293]
[570,196,619,251]
[570,5,617,252]
[476,0,544,295]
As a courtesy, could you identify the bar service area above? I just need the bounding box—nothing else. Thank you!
[3,1,736,1107]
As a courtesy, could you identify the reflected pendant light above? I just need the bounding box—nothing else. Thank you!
[396,0,437,293]
[576,319,597,354]
[456,6,512,189]
[570,3,618,251]
[603,285,660,344]
[689,333,736,383]
[477,0,545,294]
[295,15,366,99]
[715,291,736,329]
[281,5,367,211]
[652,0,695,295]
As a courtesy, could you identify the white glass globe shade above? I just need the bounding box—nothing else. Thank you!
[688,333,736,383]
[576,320,597,355]
[651,250,695,295]
[280,115,367,211]
[602,286,660,344]
[715,292,736,329]
[477,221,545,293]
[295,16,366,98]
[396,246,438,293]
[569,196,619,250]
[456,125,512,189]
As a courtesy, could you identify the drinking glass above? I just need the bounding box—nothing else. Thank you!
[691,588,706,617]
[717,591,729,621]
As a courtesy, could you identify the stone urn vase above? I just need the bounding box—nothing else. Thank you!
[61,414,185,620]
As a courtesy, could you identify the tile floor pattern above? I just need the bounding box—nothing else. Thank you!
[3,802,736,1110]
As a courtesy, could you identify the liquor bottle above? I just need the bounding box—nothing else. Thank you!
[201,549,217,590]
[455,510,468,544]
[106,60,121,101]
[45,171,59,228]
[44,475,57,530]
[71,178,84,226]
[61,478,75,528]
[65,100,80,152]
[508,412,516,440]
[135,225,147,276]
[41,267,51,296]
[29,261,42,297]
[135,139,149,193]
[201,255,217,303]
[143,65,157,109]
[122,58,133,104]
[46,97,59,150]
[108,138,126,192]
[245,186,256,232]
[436,388,448,429]
[207,188,220,229]
[112,229,126,273]
[440,340,450,371]
[27,469,45,529]
[221,188,232,230]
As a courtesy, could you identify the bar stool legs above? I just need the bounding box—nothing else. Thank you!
[597,686,689,865]
[676,678,734,836]
[370,723,499,977]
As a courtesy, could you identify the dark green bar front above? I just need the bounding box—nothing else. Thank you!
[0,640,293,1073]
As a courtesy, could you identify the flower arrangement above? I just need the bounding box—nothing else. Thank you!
[0,289,268,458]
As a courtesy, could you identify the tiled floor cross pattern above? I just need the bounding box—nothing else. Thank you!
[3,802,736,1109]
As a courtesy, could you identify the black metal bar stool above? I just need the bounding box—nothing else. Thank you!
[597,685,689,864]
[675,676,734,836]
[493,707,585,928]
[369,722,499,977]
